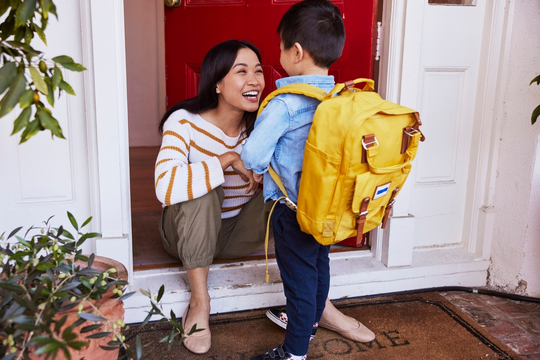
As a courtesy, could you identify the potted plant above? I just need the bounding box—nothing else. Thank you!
[0,214,197,360]
[0,213,133,360]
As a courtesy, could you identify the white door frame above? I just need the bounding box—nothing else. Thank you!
[83,0,515,284]
[81,0,133,274]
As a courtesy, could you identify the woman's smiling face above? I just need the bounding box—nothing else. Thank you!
[216,47,265,114]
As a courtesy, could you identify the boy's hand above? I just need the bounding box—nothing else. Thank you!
[253,173,264,183]
[218,152,258,193]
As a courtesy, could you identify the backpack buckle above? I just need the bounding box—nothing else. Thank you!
[362,136,379,150]
[357,210,368,218]
[285,198,297,211]
[404,128,419,137]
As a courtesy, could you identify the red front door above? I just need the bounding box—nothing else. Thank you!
[164,0,378,106]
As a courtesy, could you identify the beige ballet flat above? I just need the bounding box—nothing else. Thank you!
[182,305,211,354]
[319,313,376,343]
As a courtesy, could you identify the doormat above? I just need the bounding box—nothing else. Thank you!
[121,292,521,359]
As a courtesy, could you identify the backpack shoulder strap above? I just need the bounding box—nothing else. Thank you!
[257,83,329,116]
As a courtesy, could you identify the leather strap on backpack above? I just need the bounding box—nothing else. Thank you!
[356,197,371,244]
[381,187,400,229]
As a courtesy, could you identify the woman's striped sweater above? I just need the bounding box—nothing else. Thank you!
[155,109,256,219]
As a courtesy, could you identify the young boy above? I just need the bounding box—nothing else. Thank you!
[241,1,346,359]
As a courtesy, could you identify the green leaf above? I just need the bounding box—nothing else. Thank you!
[59,80,75,95]
[532,104,540,125]
[19,88,35,108]
[6,40,41,57]
[34,341,61,355]
[0,62,18,94]
[40,0,52,16]
[30,66,48,95]
[67,211,79,231]
[0,72,26,118]
[19,118,41,143]
[118,291,136,301]
[52,64,62,89]
[60,61,86,72]
[78,312,106,322]
[8,226,23,239]
[46,80,54,106]
[52,55,75,64]
[34,23,47,45]
[12,106,32,135]
[86,331,112,339]
[0,280,26,293]
[62,229,75,240]
[38,109,64,139]
[80,324,103,333]
[24,25,33,43]
[136,335,142,359]
[530,75,540,86]
[15,0,38,28]
[53,55,86,72]
[157,284,165,302]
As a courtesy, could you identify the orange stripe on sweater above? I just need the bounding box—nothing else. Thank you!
[155,171,167,189]
[187,164,194,200]
[163,130,189,150]
[155,158,173,169]
[179,119,245,149]
[221,203,247,213]
[222,184,249,190]
[224,193,257,200]
[190,141,218,157]
[201,161,212,193]
[160,145,186,157]
[165,166,177,205]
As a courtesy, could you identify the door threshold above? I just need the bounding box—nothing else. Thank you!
[124,246,489,324]
[133,244,369,271]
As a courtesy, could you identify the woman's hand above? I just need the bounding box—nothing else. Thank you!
[218,152,258,194]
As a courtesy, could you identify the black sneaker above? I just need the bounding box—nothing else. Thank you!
[266,309,318,341]
[250,344,306,360]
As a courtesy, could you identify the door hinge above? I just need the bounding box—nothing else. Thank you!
[375,21,382,61]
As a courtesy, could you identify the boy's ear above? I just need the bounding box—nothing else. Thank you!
[293,42,304,64]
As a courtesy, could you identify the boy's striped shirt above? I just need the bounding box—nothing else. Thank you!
[155,109,256,218]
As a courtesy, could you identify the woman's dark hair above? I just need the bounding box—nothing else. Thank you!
[158,40,262,136]
[278,0,345,69]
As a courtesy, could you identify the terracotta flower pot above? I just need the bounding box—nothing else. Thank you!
[30,256,128,360]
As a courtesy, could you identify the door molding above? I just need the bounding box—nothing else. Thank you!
[81,0,133,273]
[462,0,515,258]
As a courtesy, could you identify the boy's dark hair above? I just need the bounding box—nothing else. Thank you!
[158,39,262,135]
[278,0,345,69]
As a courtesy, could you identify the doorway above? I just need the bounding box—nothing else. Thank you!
[124,0,379,270]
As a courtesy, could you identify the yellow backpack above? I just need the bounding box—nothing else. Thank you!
[259,78,425,281]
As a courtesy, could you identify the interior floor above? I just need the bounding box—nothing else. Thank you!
[129,146,367,270]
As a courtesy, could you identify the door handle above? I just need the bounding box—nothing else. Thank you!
[165,0,181,7]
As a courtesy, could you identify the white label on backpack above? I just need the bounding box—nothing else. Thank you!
[373,182,391,200]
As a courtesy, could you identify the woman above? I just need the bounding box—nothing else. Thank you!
[155,40,268,354]
[155,39,374,355]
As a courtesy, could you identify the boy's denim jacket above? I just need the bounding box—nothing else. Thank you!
[241,75,335,204]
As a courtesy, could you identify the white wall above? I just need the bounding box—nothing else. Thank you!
[124,0,165,147]
[490,0,540,296]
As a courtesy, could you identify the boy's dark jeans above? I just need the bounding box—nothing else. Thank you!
[271,203,330,356]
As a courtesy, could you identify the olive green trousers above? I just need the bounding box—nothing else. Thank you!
[159,188,271,269]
